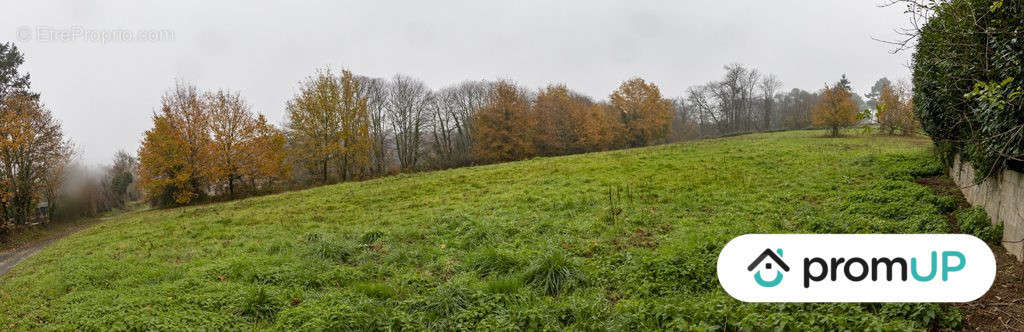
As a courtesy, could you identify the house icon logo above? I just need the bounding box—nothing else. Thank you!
[747,248,789,287]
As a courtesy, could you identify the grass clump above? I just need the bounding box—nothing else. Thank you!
[467,247,520,277]
[522,250,584,296]
[304,234,358,263]
[240,287,281,322]
[484,275,524,294]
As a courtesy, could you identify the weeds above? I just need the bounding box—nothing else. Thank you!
[240,287,280,322]
[957,208,1003,244]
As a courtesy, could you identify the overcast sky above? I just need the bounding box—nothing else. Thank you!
[2,0,913,165]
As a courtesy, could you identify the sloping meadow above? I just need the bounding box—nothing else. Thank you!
[0,130,970,330]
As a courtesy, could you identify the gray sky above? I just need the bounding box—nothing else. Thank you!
[2,0,912,165]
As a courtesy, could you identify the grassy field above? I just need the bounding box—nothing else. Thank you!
[0,130,980,330]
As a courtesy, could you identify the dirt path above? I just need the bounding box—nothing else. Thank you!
[917,175,1024,330]
[0,219,104,277]
[959,245,1024,330]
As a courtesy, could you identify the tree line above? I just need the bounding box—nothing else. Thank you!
[137,71,681,207]
[137,63,910,206]
[1,39,917,236]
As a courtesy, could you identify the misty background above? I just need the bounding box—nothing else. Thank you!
[0,0,912,165]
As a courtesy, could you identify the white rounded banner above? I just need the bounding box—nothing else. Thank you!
[717,234,996,302]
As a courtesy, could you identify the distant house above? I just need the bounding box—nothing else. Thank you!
[32,201,49,224]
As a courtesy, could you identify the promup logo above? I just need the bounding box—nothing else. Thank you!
[747,248,789,287]
[717,234,996,302]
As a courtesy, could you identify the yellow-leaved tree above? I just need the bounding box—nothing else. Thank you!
[249,114,289,191]
[205,89,288,198]
[609,78,673,147]
[138,113,198,206]
[533,84,587,155]
[876,81,918,136]
[286,68,371,184]
[0,93,72,226]
[206,89,257,199]
[337,70,372,181]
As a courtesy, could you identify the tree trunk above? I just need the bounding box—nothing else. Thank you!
[322,159,329,184]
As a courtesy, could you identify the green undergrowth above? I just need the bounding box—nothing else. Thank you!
[0,130,970,330]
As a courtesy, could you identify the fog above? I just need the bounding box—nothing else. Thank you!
[1,0,912,165]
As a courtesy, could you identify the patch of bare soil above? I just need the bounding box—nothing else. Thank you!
[915,174,1024,330]
[959,246,1024,330]
[915,175,967,233]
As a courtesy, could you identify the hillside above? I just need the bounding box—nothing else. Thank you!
[0,130,966,330]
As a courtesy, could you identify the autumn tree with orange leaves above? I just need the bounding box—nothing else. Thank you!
[875,81,918,136]
[0,94,73,226]
[812,77,859,137]
[472,81,535,163]
[533,85,587,155]
[580,103,626,151]
[138,83,210,206]
[139,83,287,206]
[610,78,673,147]
[206,90,289,198]
[249,114,289,191]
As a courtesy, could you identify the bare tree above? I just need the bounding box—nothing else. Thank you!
[759,74,783,130]
[386,75,431,171]
[685,84,721,137]
[430,81,490,167]
[430,89,459,168]
[356,76,391,176]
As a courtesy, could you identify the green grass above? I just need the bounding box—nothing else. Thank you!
[0,130,966,330]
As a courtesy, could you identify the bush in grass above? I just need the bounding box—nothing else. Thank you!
[353,282,397,299]
[425,283,472,318]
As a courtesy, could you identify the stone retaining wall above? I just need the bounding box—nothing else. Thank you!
[950,155,1024,261]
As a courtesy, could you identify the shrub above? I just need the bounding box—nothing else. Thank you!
[913,0,1024,178]
[957,208,1003,244]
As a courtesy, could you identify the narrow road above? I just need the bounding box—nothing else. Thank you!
[0,236,65,276]
[0,219,105,277]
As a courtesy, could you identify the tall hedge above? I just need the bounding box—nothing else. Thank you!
[913,0,1024,178]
